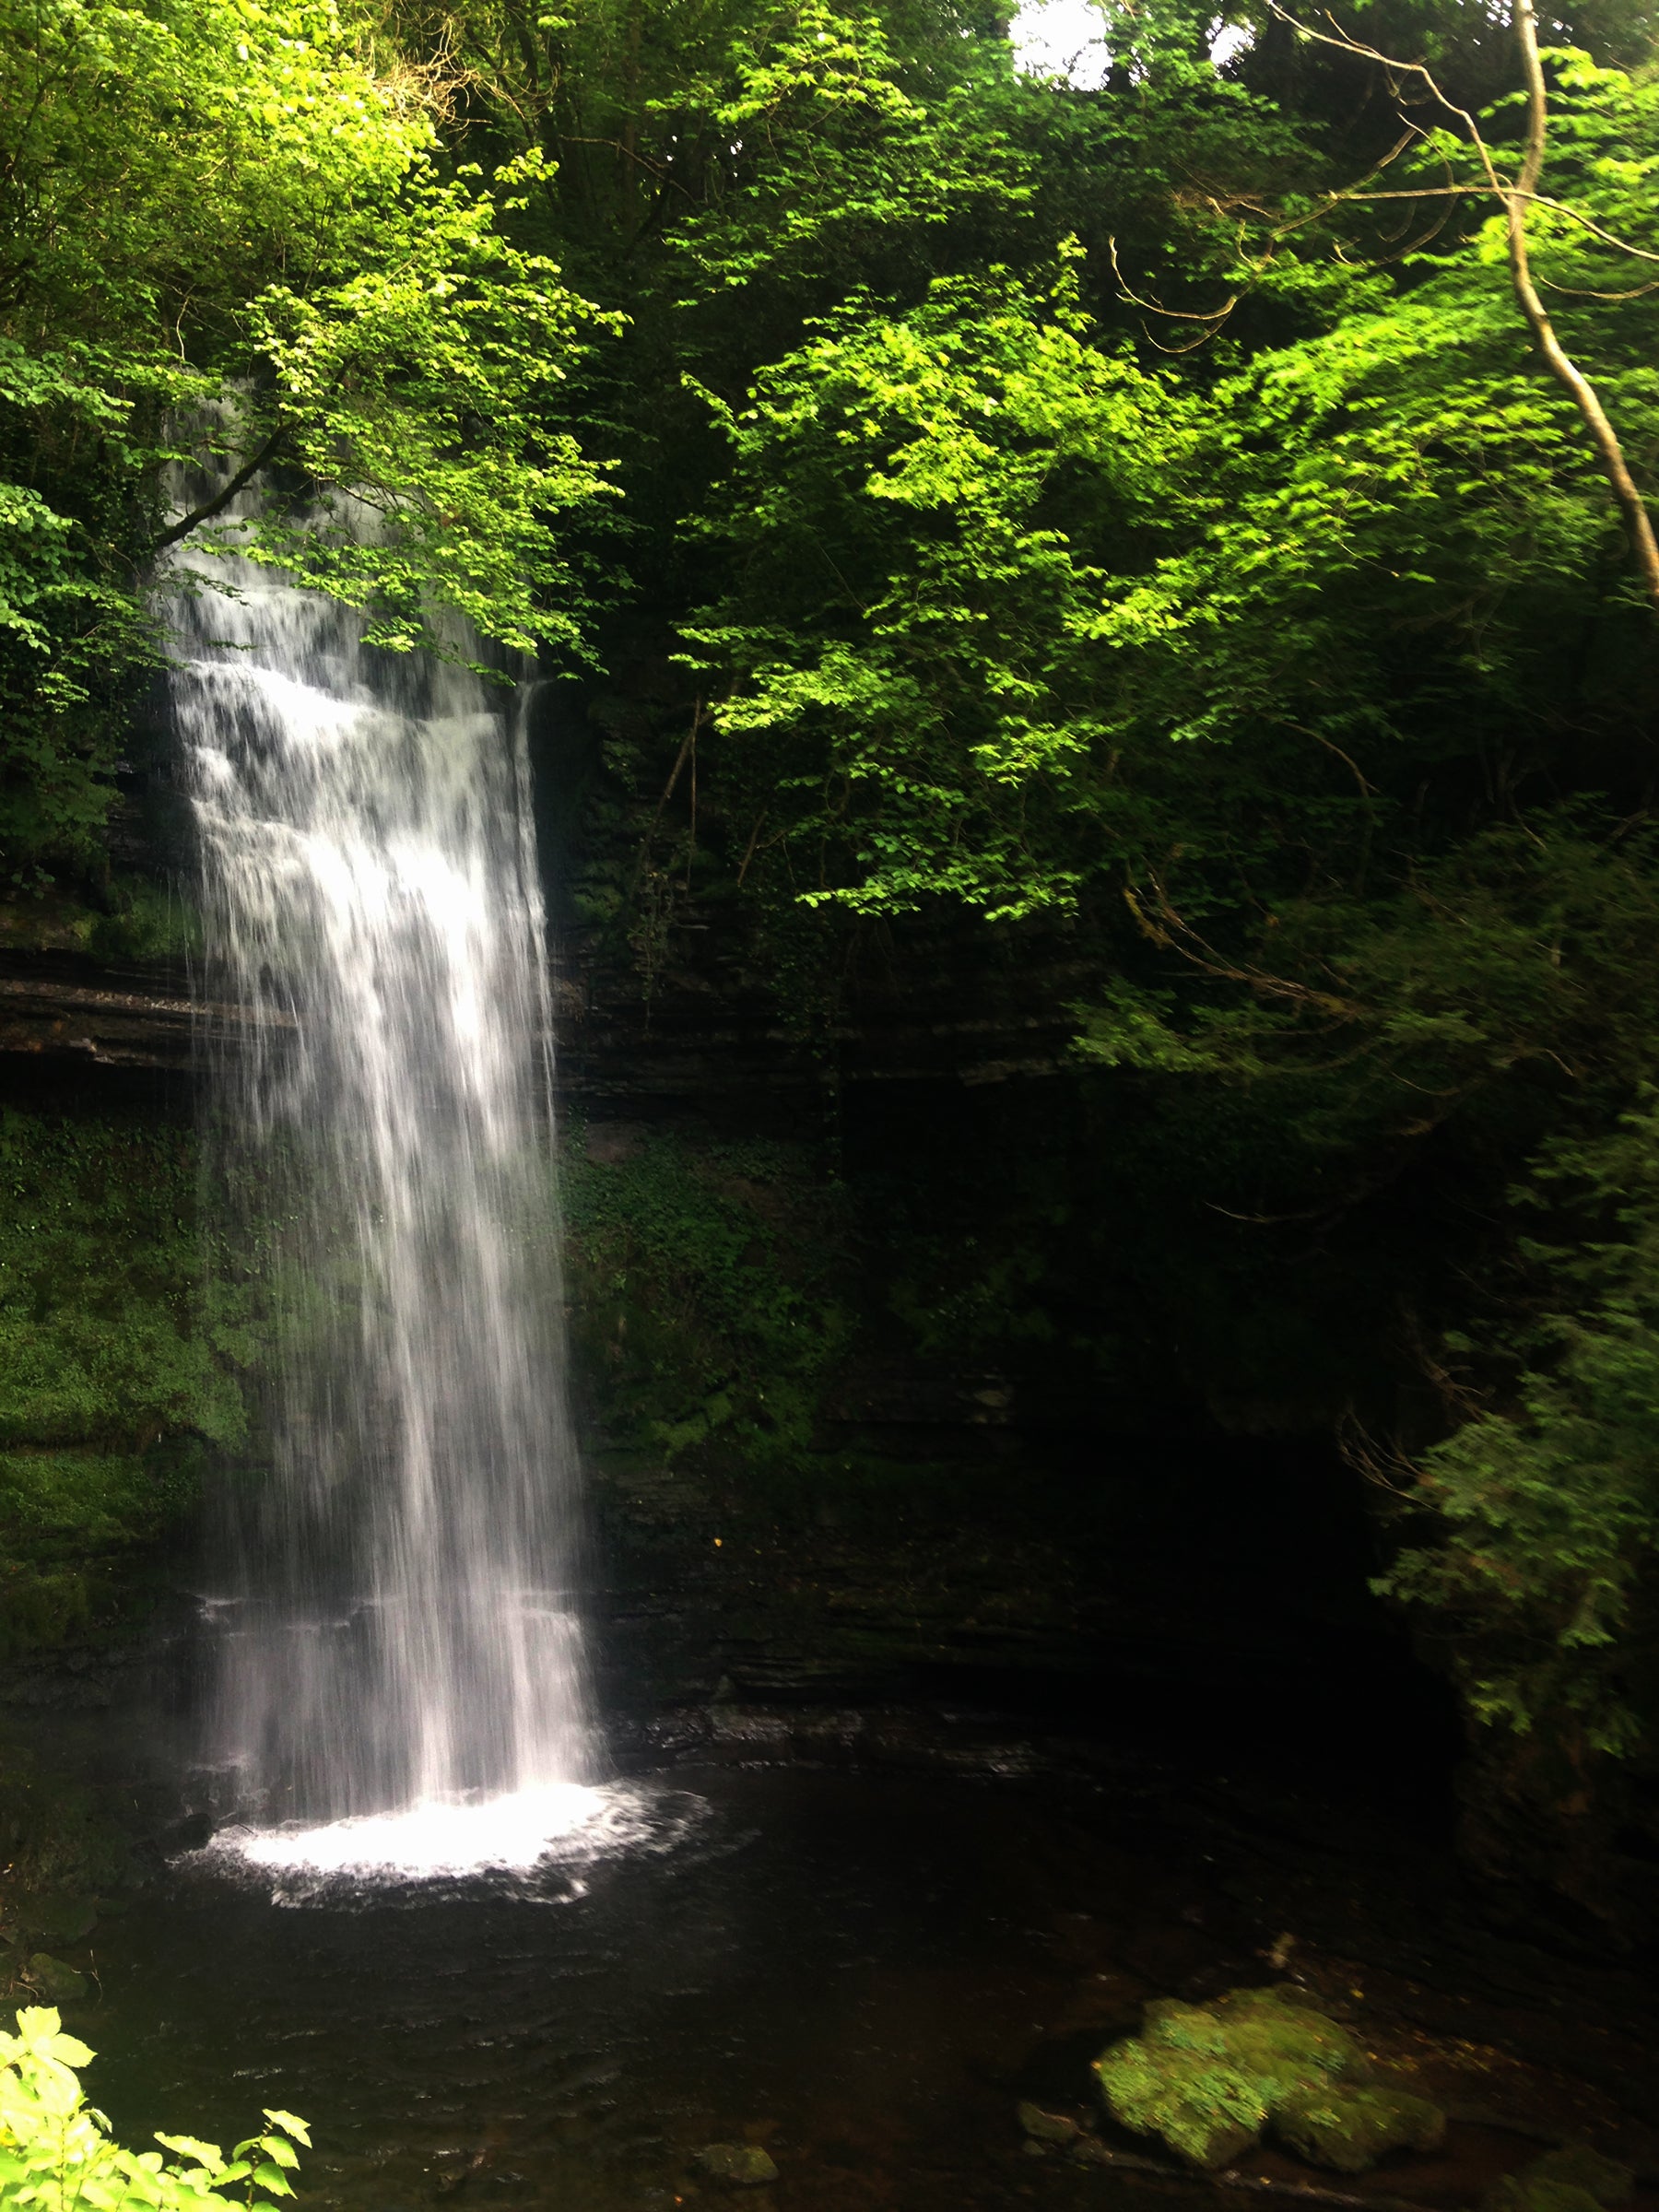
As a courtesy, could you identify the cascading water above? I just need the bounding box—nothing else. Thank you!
[171,496,597,1871]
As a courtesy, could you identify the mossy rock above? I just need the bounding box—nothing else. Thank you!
[1018,2101,1081,2145]
[1097,1987,1371,2171]
[26,1894,97,1947]
[1530,2150,1635,2208]
[1484,2150,1636,2212]
[1275,2085,1446,2173]
[22,1952,87,2003]
[1095,2039,1267,2170]
[690,2144,778,2186]
[1147,1988,1370,2100]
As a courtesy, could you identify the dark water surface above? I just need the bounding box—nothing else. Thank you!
[79,1762,1175,2212]
[16,1679,1659,2212]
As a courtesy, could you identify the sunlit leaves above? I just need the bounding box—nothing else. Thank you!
[0,2008,309,2212]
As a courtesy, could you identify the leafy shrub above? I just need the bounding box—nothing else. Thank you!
[1378,1098,1659,1756]
[562,1128,849,1472]
[0,2007,308,2210]
[0,1108,256,1649]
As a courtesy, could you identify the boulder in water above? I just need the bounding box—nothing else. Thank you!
[690,2144,779,2186]
[1094,2034,1268,2170]
[1094,1985,1376,2170]
[1017,2100,1082,2145]
[1274,2084,1447,2171]
[1483,2148,1637,2212]
[24,1953,87,2003]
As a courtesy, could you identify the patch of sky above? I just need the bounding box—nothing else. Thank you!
[1007,1,1252,84]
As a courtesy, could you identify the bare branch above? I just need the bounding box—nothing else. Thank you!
[152,423,288,555]
[1318,185,1659,265]
[1106,235,1239,324]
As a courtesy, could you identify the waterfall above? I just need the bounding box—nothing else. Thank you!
[171,509,593,1848]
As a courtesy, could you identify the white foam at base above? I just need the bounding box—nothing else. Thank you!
[224,1782,620,1878]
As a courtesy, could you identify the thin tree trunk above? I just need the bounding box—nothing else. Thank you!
[1504,0,1659,612]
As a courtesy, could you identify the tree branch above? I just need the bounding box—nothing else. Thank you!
[1263,0,1659,616]
[1501,0,1659,611]
[151,423,288,555]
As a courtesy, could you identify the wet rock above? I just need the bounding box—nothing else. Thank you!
[1485,2180,1605,2212]
[1094,1985,1371,2171]
[1066,2136,1117,2168]
[1094,2036,1266,2170]
[1274,2086,1447,2172]
[24,1952,87,2002]
[1528,2149,1636,2208]
[1017,2102,1081,2145]
[1484,2149,1637,2212]
[689,2145,778,2186]
[29,1895,97,1947]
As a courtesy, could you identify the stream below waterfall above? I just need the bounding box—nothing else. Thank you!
[8,1672,1659,2212]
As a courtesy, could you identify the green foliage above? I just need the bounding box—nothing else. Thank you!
[681,249,1182,918]
[1378,1099,1659,1755]
[0,2007,308,2212]
[637,0,1659,1828]
[561,1129,849,1469]
[6,0,1659,1888]
[0,0,618,881]
[227,147,621,658]
[0,1110,249,1651]
[1096,1989,1374,2171]
[0,1112,244,1453]
[657,0,1035,299]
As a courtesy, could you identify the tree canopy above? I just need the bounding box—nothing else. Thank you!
[6,0,1659,1912]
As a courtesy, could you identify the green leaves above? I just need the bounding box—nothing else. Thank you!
[0,0,622,877]
[663,0,1034,296]
[1379,1097,1659,1755]
[681,255,1185,917]
[0,2007,308,2212]
[230,159,621,657]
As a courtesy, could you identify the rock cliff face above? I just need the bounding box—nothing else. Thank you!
[0,914,1445,1745]
[0,814,1472,1912]
[0,953,201,1073]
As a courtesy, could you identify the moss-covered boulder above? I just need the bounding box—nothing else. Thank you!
[690,2144,778,2186]
[22,1953,87,2003]
[1483,2148,1636,2212]
[1275,2085,1446,2172]
[1530,2150,1635,2208]
[1146,1989,1370,2098]
[1094,2035,1267,2170]
[1095,1986,1377,2171]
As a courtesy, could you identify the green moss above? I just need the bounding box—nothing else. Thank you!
[0,1441,210,1654]
[1529,2148,1636,2206]
[1147,1990,1367,2099]
[1094,2037,1268,2170]
[689,2145,779,2185]
[562,1126,849,1479]
[1097,1989,1378,2171]
[1275,2085,1446,2171]
[0,1110,245,1450]
[1486,2182,1606,2212]
[0,1744,135,1898]
[0,881,200,960]
[0,1108,252,1651]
